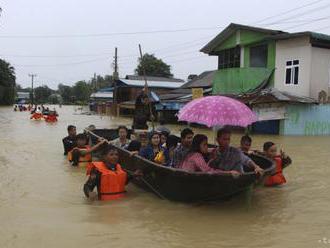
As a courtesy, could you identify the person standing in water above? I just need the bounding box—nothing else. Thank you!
[83,146,141,201]
[263,141,292,187]
[62,125,77,155]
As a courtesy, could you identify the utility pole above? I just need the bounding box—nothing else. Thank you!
[112,47,119,115]
[28,74,37,104]
[93,72,97,92]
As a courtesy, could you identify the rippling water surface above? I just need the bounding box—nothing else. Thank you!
[0,106,329,248]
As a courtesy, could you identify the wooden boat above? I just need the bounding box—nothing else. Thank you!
[90,129,276,203]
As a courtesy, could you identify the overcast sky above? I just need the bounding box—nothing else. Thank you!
[1,0,330,89]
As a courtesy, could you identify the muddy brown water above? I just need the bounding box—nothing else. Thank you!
[0,106,329,248]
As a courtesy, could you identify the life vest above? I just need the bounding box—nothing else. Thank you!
[30,112,43,120]
[92,162,127,201]
[264,156,287,186]
[67,146,92,172]
[45,115,58,122]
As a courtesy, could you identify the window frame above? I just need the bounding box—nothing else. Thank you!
[285,59,300,85]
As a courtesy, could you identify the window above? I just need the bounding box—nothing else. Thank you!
[250,44,268,67]
[285,60,299,85]
[217,46,240,69]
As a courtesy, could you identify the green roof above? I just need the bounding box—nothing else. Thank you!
[201,23,330,55]
[200,23,284,54]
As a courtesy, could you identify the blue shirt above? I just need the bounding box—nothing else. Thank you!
[139,145,170,166]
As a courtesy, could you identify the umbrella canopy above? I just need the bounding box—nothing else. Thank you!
[177,96,258,127]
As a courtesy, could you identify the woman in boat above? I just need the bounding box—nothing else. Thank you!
[139,132,170,166]
[181,134,220,173]
[83,146,142,201]
[164,135,179,167]
[111,125,130,149]
[262,141,292,187]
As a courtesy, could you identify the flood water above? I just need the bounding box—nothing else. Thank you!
[0,105,329,248]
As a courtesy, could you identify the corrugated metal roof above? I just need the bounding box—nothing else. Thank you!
[125,75,184,82]
[118,79,184,89]
[181,70,216,88]
[90,92,113,99]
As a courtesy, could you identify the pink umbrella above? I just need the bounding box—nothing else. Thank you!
[177,96,257,127]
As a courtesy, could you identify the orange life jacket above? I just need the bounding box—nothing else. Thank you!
[67,146,92,171]
[92,162,127,201]
[264,156,287,186]
[45,115,57,122]
[30,113,43,120]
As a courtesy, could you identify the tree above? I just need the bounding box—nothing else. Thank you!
[72,81,92,103]
[34,85,54,104]
[58,84,74,104]
[0,59,16,105]
[135,53,173,78]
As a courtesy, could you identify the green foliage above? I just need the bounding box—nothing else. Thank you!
[0,59,16,105]
[72,81,92,103]
[34,85,54,104]
[135,53,173,78]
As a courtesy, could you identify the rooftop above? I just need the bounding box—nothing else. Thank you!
[125,75,184,83]
[118,78,185,89]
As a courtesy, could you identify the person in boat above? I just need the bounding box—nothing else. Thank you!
[139,131,170,166]
[45,110,58,122]
[173,128,194,168]
[262,141,292,187]
[181,134,223,173]
[30,107,43,119]
[209,128,264,176]
[160,131,169,147]
[165,135,179,167]
[83,146,142,201]
[240,135,253,155]
[62,125,77,155]
[68,133,106,167]
[132,91,154,130]
[14,105,18,111]
[156,119,171,136]
[111,125,130,149]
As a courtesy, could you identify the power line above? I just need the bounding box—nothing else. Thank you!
[0,26,223,39]
[254,0,326,24]
[261,2,330,27]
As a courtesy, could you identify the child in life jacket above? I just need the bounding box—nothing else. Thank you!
[263,142,292,187]
[68,133,106,167]
[83,146,142,201]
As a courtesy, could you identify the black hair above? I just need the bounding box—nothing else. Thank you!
[190,134,208,154]
[166,135,179,150]
[241,135,252,144]
[160,130,169,138]
[263,141,275,151]
[67,125,76,132]
[217,127,231,138]
[117,125,128,133]
[127,140,141,152]
[180,128,194,139]
[76,133,87,140]
[101,145,118,157]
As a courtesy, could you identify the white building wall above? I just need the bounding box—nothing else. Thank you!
[310,47,330,100]
[274,36,312,98]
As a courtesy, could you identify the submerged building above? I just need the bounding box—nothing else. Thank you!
[200,23,330,135]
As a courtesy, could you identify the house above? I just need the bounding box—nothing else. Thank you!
[16,91,30,104]
[200,23,330,135]
[89,76,184,116]
[201,23,330,100]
